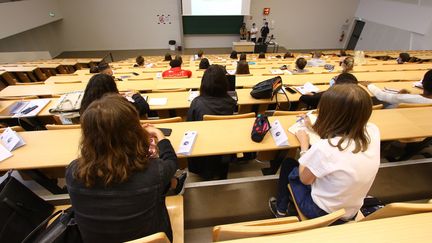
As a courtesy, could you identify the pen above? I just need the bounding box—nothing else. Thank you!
[296,110,314,123]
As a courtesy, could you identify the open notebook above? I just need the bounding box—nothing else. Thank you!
[288,114,321,145]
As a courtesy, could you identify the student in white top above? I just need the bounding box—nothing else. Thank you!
[250,23,258,43]
[269,84,380,221]
[307,51,326,67]
[362,69,432,107]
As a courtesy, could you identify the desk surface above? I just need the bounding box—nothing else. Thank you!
[0,66,37,72]
[0,107,431,171]
[222,213,432,243]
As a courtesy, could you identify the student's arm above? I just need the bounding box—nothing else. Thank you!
[299,165,316,185]
[367,84,410,104]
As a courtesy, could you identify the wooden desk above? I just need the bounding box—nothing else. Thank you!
[233,42,255,53]
[0,66,37,73]
[222,213,432,243]
[1,107,432,171]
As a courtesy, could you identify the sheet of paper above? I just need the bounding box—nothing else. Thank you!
[188,91,199,102]
[177,131,198,156]
[271,69,284,75]
[0,143,12,162]
[288,114,320,145]
[294,82,320,95]
[13,99,50,118]
[413,81,423,89]
[0,127,25,151]
[270,120,289,147]
[148,98,168,106]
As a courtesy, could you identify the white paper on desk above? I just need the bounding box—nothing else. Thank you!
[0,143,12,162]
[148,98,168,106]
[177,131,198,155]
[294,82,320,95]
[413,81,423,89]
[155,72,162,79]
[227,70,236,75]
[271,69,284,75]
[188,91,199,102]
[12,99,50,118]
[270,120,289,146]
[288,114,320,145]
[0,127,25,151]
[145,63,154,68]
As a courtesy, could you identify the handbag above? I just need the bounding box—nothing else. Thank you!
[23,207,83,243]
[250,76,283,99]
[0,171,54,243]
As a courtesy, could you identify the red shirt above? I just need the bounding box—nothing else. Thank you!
[162,67,192,78]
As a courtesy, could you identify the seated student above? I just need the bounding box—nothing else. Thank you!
[66,94,177,243]
[195,50,204,60]
[308,51,326,67]
[133,56,145,67]
[362,69,432,106]
[164,53,172,61]
[339,50,349,57]
[89,62,114,76]
[236,60,250,75]
[341,56,354,73]
[397,52,411,64]
[291,57,309,74]
[258,52,266,59]
[239,53,247,61]
[187,65,237,180]
[269,84,380,221]
[283,52,294,59]
[199,58,210,70]
[230,51,238,59]
[299,72,358,110]
[80,74,150,118]
[162,58,192,78]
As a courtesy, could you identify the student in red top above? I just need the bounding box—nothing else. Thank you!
[162,58,192,78]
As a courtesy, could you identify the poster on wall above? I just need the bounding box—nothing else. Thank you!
[157,14,171,24]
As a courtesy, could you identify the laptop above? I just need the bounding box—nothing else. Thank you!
[226,75,238,101]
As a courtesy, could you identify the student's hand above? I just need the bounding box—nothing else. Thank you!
[295,129,310,152]
[359,81,371,87]
[398,89,410,94]
[297,114,312,129]
[142,123,165,141]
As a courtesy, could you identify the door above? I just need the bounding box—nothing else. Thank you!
[346,20,365,50]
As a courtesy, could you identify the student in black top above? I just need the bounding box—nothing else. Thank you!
[258,52,266,59]
[134,56,145,67]
[299,72,358,110]
[164,53,172,61]
[230,51,238,59]
[236,60,250,75]
[66,94,177,242]
[239,53,247,61]
[80,74,150,118]
[187,65,237,179]
[260,22,270,43]
[199,58,210,70]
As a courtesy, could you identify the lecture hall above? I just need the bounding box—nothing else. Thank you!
[1,0,432,242]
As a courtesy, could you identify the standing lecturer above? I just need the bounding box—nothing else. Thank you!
[250,23,258,42]
[260,22,270,44]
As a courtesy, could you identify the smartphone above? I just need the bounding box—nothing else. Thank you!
[159,128,172,136]
[285,86,297,94]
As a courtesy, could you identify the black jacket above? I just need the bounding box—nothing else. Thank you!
[131,93,151,117]
[66,139,177,243]
[187,95,237,121]
[299,92,324,110]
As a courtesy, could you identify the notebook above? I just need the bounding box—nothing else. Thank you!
[288,113,320,145]
[294,82,320,95]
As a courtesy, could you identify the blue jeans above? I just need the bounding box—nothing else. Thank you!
[276,158,327,219]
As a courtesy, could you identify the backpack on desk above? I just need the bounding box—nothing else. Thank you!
[250,76,283,99]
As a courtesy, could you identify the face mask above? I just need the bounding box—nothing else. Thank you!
[329,78,335,86]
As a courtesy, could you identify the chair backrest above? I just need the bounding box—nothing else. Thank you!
[0,126,25,133]
[15,82,45,85]
[128,77,153,81]
[53,80,82,84]
[396,103,432,108]
[372,104,384,110]
[212,209,345,242]
[45,124,81,130]
[151,88,187,93]
[359,202,432,222]
[140,117,183,124]
[203,112,255,121]
[123,232,170,243]
[273,110,311,116]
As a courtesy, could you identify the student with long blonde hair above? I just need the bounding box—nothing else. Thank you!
[269,84,380,222]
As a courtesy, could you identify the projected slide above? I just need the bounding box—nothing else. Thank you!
[183,0,250,16]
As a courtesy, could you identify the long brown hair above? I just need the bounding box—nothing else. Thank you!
[76,94,151,187]
[313,84,372,153]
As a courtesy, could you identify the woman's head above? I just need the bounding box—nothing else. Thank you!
[314,84,372,153]
[239,53,247,61]
[258,52,265,59]
[284,52,294,59]
[90,62,113,76]
[175,55,183,65]
[341,57,354,73]
[135,56,145,66]
[230,51,238,59]
[80,74,119,114]
[422,69,432,95]
[200,65,229,97]
[313,51,323,59]
[76,94,150,187]
[197,50,204,58]
[335,72,358,85]
[236,60,250,75]
[398,53,410,64]
[295,58,307,70]
[199,58,210,70]
[164,53,172,61]
[169,59,182,68]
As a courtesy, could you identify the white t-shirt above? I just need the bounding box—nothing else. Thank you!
[298,123,381,219]
[250,27,258,38]
[368,84,432,105]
